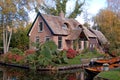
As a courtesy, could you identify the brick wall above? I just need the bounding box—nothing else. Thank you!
[29,16,53,49]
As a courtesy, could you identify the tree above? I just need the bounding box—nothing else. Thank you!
[10,24,31,51]
[93,9,120,49]
[0,0,43,53]
[107,0,120,17]
[41,0,85,18]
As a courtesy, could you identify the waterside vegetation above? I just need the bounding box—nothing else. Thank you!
[0,41,105,70]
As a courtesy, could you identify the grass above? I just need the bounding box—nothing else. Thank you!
[96,68,120,80]
[58,51,105,66]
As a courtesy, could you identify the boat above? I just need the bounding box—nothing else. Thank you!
[85,63,120,75]
[91,57,120,66]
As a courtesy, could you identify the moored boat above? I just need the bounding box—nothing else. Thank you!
[85,63,120,75]
[92,57,120,66]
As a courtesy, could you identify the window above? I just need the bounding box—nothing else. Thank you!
[45,36,50,42]
[38,22,43,32]
[78,39,81,49]
[36,36,40,43]
[58,36,62,49]
[62,23,68,29]
[84,41,87,49]
[89,44,92,48]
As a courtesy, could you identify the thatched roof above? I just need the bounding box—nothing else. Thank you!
[89,28,108,44]
[82,26,97,39]
[66,28,82,40]
[41,14,81,35]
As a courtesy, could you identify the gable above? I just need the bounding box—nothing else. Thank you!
[28,12,54,36]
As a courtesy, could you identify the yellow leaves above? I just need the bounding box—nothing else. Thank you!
[94,9,120,48]
[0,0,17,14]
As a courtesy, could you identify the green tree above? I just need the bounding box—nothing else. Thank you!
[41,0,85,18]
[10,23,31,51]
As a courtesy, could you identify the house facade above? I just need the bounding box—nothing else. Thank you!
[28,12,107,51]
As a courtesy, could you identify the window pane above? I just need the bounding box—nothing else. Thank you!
[36,36,39,43]
[46,36,50,41]
[58,36,62,49]
[39,22,43,32]
[84,41,87,49]
[78,40,81,49]
[62,24,68,29]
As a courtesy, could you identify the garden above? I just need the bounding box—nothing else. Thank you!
[0,41,105,70]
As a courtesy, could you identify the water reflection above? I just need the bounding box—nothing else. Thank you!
[0,66,88,80]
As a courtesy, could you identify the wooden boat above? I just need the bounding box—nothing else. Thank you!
[85,63,120,75]
[94,57,120,65]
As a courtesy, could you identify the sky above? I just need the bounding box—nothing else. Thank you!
[29,0,107,26]
[76,0,107,25]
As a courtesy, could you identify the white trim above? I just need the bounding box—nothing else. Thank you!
[45,36,51,42]
[35,36,40,43]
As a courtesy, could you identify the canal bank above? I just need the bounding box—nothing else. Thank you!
[0,61,89,71]
[0,65,88,80]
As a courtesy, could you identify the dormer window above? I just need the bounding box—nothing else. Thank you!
[78,25,82,28]
[62,23,68,29]
[38,22,43,32]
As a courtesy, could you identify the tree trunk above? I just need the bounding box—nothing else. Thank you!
[3,24,7,54]
[3,25,12,54]
[7,29,12,52]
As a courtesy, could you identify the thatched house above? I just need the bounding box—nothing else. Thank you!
[28,12,107,52]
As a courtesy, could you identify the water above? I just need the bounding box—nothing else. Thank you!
[0,65,90,80]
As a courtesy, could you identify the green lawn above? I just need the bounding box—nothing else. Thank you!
[58,52,105,66]
[96,68,120,80]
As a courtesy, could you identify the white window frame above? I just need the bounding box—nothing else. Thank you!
[35,36,40,43]
[45,36,50,42]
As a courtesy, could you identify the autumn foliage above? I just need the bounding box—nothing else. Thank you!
[4,53,24,63]
[24,49,36,56]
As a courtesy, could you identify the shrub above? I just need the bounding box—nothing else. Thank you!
[10,48,24,55]
[67,48,77,59]
[25,49,36,56]
[3,52,24,64]
[52,50,68,64]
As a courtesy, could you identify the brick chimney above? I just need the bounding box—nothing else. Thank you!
[59,11,65,18]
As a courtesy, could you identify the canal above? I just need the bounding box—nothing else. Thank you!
[0,65,92,80]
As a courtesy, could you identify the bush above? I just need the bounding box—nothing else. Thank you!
[52,50,68,64]
[3,48,24,64]
[10,48,24,55]
[25,49,36,56]
[67,48,77,59]
[3,52,24,64]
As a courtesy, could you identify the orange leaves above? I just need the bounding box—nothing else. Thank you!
[4,53,24,63]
